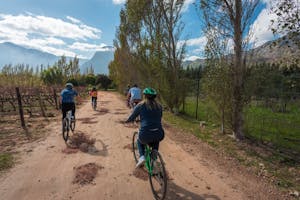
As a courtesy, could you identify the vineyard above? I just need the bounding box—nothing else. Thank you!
[0,87,61,127]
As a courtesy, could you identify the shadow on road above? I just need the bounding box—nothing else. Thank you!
[76,117,98,124]
[93,108,109,115]
[166,181,221,200]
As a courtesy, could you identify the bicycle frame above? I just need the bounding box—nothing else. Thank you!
[144,145,153,175]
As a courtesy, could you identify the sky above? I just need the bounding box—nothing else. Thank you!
[0,0,278,61]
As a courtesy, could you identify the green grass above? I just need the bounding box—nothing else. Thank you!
[181,97,300,154]
[0,153,14,171]
[163,109,300,192]
[163,111,217,146]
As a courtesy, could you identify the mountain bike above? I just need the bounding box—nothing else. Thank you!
[132,131,167,200]
[62,110,75,142]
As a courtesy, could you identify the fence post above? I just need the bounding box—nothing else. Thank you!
[15,87,25,127]
[37,88,46,117]
[53,88,58,109]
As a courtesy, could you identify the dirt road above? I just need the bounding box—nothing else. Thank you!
[0,91,284,200]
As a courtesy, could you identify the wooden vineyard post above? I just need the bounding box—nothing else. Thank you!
[53,88,58,110]
[37,88,46,117]
[15,87,25,127]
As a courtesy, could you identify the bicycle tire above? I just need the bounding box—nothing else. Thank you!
[70,119,75,132]
[62,118,69,142]
[132,131,139,163]
[149,150,167,200]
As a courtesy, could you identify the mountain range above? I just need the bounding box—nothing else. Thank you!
[184,36,300,68]
[0,36,298,75]
[0,42,113,74]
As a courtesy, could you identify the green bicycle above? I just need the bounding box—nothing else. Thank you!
[132,131,167,200]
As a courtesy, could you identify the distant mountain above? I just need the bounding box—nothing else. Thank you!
[80,50,114,74]
[183,36,300,68]
[0,42,58,68]
[249,36,300,65]
[0,42,113,74]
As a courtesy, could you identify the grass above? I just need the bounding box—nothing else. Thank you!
[163,99,300,192]
[182,97,300,154]
[0,153,14,171]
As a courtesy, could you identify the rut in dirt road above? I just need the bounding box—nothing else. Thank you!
[0,91,285,200]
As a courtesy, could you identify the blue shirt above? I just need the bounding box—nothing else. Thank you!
[126,102,163,132]
[60,88,78,103]
[128,87,142,101]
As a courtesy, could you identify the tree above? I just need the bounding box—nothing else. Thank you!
[96,74,112,90]
[110,0,187,112]
[271,0,300,46]
[197,0,259,140]
[40,66,64,86]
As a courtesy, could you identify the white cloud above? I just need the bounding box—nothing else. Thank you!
[0,13,105,57]
[184,55,202,61]
[70,42,114,52]
[66,16,81,24]
[186,36,207,47]
[112,0,126,5]
[0,14,101,41]
[249,8,277,47]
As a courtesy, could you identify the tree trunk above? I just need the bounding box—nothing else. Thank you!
[232,0,244,140]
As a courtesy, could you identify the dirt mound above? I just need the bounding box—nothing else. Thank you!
[64,131,97,153]
[73,163,104,185]
[132,168,148,181]
[70,131,95,146]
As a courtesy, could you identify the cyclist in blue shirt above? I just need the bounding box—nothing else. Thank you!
[60,83,78,121]
[127,84,142,108]
[125,87,165,168]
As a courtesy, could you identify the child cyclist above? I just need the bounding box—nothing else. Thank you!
[125,87,165,168]
[89,87,98,107]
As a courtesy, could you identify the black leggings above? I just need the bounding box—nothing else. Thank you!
[61,102,75,119]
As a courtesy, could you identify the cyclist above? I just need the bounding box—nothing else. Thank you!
[125,87,165,168]
[60,83,78,121]
[89,87,98,107]
[127,84,142,109]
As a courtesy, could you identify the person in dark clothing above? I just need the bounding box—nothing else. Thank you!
[60,83,78,121]
[125,87,164,168]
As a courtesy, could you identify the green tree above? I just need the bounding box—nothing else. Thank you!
[197,0,259,140]
[40,66,64,86]
[96,74,112,90]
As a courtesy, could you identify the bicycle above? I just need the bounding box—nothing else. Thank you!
[92,98,97,110]
[62,110,75,142]
[132,131,167,200]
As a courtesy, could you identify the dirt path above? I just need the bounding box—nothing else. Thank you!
[0,91,284,200]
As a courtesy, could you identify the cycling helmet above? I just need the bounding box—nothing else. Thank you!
[143,87,157,99]
[65,83,73,88]
[92,87,96,91]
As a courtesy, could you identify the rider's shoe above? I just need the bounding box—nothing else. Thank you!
[136,156,145,168]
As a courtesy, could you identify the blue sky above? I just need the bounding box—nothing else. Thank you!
[0,0,278,61]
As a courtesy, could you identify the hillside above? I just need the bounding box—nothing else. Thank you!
[0,42,58,68]
[0,42,113,74]
[184,36,300,68]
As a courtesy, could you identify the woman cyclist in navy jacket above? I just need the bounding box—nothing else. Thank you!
[125,87,165,167]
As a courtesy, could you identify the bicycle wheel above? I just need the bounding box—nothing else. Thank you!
[149,150,167,200]
[70,119,75,132]
[132,131,139,163]
[62,118,69,142]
